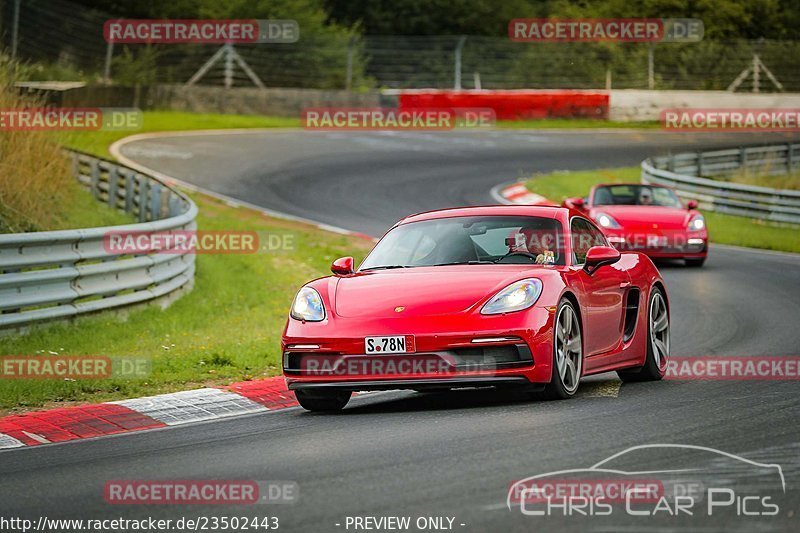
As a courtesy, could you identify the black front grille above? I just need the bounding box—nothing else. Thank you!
[283,343,533,375]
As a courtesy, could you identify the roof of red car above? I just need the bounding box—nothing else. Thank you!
[397,204,567,225]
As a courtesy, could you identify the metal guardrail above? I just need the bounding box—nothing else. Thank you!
[642,143,800,225]
[0,151,197,330]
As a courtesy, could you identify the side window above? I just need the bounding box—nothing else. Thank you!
[571,219,591,265]
[570,218,605,264]
[586,221,608,248]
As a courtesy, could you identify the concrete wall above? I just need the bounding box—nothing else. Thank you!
[149,85,382,117]
[610,90,800,121]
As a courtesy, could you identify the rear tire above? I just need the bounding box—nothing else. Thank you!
[294,389,351,412]
[540,298,583,400]
[685,257,706,267]
[618,287,669,382]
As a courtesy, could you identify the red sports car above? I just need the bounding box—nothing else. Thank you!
[282,205,670,411]
[564,183,708,267]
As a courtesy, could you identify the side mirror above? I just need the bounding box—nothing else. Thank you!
[686,200,698,210]
[564,197,585,210]
[583,246,621,274]
[331,256,354,276]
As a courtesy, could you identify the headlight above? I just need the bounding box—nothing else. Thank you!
[688,214,705,231]
[481,279,543,315]
[595,212,621,229]
[291,287,325,321]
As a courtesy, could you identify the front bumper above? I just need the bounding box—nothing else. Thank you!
[282,306,555,389]
[606,231,707,258]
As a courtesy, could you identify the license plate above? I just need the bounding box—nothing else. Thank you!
[365,335,414,354]
[646,235,668,248]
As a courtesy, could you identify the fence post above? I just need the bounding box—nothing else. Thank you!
[752,54,760,93]
[345,37,354,91]
[788,143,794,173]
[103,40,114,85]
[454,36,466,90]
[11,0,21,60]
[224,44,234,89]
[697,151,704,176]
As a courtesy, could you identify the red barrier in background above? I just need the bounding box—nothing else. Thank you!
[397,90,609,121]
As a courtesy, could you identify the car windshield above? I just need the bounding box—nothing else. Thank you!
[593,185,683,207]
[360,215,565,269]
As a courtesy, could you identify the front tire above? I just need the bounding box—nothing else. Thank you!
[618,287,669,382]
[294,389,351,412]
[541,298,583,400]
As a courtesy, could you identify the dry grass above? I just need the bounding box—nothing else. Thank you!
[724,169,800,190]
[719,152,800,191]
[0,55,72,233]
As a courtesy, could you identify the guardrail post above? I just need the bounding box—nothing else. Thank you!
[138,174,148,222]
[697,151,704,176]
[124,170,135,214]
[740,146,747,168]
[70,152,80,180]
[151,184,163,220]
[107,166,119,209]
[90,159,101,198]
[788,143,794,173]
[667,154,675,172]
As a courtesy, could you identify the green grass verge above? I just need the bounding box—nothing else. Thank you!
[0,194,373,414]
[524,166,800,254]
[62,111,300,158]
[54,186,134,230]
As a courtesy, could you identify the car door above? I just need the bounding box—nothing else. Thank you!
[571,217,630,356]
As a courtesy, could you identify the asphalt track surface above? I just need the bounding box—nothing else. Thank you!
[3,129,800,532]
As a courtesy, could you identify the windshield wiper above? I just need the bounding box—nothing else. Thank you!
[360,265,409,271]
[430,260,493,266]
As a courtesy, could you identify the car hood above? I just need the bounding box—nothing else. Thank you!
[334,266,543,318]
[593,206,692,231]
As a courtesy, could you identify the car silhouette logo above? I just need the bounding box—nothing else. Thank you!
[394,306,405,313]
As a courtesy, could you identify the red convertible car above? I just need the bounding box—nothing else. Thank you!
[564,183,708,267]
[282,205,670,411]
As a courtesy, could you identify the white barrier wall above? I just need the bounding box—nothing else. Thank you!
[610,90,800,122]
